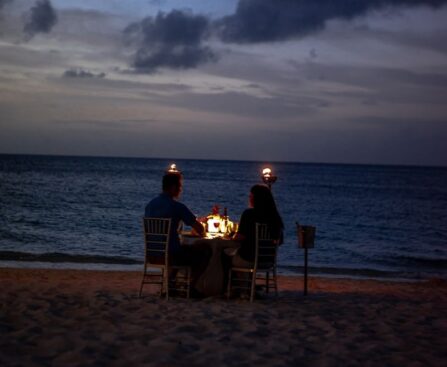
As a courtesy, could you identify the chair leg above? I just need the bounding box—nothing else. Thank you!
[186,268,191,299]
[266,271,269,294]
[139,279,144,298]
[139,267,146,298]
[249,272,256,303]
[227,269,232,299]
[165,267,193,300]
[273,268,278,297]
[165,268,170,300]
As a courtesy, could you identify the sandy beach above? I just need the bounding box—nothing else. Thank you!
[1,268,446,366]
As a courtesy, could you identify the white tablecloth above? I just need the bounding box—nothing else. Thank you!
[182,236,239,296]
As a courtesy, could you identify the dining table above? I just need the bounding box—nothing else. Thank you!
[181,233,240,297]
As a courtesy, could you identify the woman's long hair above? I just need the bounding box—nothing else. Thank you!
[251,184,284,231]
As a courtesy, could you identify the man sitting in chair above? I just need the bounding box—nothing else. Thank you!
[145,172,208,283]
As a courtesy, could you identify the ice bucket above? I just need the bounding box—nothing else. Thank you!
[297,225,316,248]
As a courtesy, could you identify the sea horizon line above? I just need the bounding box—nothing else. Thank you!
[1,152,446,170]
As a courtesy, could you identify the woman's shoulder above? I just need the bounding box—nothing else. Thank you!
[241,208,256,218]
[238,208,256,228]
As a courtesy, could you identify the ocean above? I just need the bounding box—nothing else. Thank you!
[1,154,446,280]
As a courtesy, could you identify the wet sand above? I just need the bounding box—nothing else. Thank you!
[1,268,446,366]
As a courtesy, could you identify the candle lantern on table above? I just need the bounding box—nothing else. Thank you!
[204,206,234,238]
[261,167,277,190]
[296,223,316,296]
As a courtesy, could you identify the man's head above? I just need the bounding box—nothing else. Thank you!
[162,172,183,198]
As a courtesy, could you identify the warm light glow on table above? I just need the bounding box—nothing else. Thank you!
[205,214,234,236]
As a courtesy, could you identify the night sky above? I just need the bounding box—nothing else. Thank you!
[1,0,446,166]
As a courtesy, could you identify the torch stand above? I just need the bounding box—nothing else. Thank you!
[304,246,309,296]
[262,173,277,190]
[296,223,316,296]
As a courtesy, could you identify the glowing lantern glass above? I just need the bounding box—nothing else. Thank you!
[166,163,180,173]
[262,166,277,188]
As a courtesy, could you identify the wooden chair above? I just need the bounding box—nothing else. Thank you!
[139,217,191,299]
[227,223,279,302]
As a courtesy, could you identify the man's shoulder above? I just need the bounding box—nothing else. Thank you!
[145,194,171,214]
[149,193,172,204]
[172,200,192,213]
[151,195,191,213]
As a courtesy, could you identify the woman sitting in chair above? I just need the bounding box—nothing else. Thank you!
[232,184,284,267]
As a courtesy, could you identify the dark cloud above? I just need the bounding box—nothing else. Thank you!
[123,0,447,72]
[63,68,106,79]
[0,0,13,9]
[217,0,447,43]
[24,0,57,38]
[124,9,216,73]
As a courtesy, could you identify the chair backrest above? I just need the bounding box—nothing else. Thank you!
[142,217,171,266]
[254,223,278,270]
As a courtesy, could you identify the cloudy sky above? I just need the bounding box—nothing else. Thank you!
[1,0,446,166]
